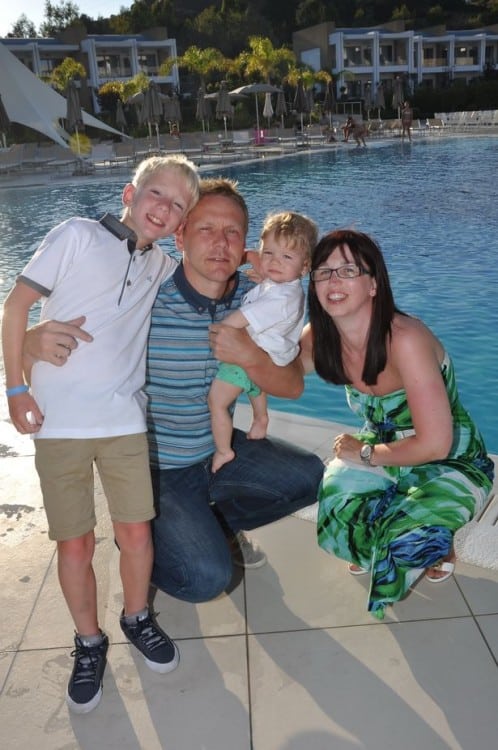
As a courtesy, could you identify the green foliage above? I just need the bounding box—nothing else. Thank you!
[8,14,37,38]
[97,81,125,116]
[14,1,498,48]
[232,36,296,83]
[40,1,81,37]
[427,5,446,24]
[412,79,498,117]
[160,46,229,85]
[391,4,414,22]
[295,1,328,29]
[185,6,272,57]
[50,57,86,92]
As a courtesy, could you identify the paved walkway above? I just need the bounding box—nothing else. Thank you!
[1,405,497,749]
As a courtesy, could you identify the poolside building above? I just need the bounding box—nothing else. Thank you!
[293,20,498,104]
[0,25,179,115]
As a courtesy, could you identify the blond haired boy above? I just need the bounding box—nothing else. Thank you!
[1,154,199,713]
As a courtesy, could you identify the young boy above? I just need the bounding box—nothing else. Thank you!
[1,155,199,714]
[208,211,318,473]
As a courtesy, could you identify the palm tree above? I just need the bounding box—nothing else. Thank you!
[232,36,295,85]
[50,58,86,92]
[159,46,228,88]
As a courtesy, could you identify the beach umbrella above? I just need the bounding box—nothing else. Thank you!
[162,95,174,122]
[275,89,287,128]
[127,82,166,148]
[142,81,164,149]
[65,80,84,155]
[293,79,310,131]
[163,93,182,134]
[126,90,145,125]
[169,92,182,124]
[306,87,315,125]
[229,82,281,135]
[115,98,127,131]
[364,82,372,118]
[262,92,274,129]
[375,81,385,119]
[322,81,336,127]
[0,93,10,149]
[196,86,211,132]
[215,81,233,139]
[392,77,404,118]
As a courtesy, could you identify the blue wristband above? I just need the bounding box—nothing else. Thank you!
[5,384,29,397]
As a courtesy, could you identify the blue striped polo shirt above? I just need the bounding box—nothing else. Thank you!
[146,262,254,470]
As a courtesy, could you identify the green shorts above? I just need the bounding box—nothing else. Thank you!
[34,433,154,541]
[216,363,261,398]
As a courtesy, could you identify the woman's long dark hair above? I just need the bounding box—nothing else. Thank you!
[308,229,404,386]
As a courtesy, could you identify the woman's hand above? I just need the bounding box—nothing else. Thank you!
[333,433,365,463]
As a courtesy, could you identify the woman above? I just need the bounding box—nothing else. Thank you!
[300,229,494,619]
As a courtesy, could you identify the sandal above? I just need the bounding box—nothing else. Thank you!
[348,563,369,576]
[425,560,455,583]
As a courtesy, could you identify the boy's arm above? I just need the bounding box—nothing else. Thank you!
[2,283,45,433]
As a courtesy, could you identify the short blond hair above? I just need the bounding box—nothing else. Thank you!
[197,177,249,233]
[132,155,200,211]
[260,211,318,258]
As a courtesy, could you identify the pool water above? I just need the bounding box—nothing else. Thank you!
[1,135,497,451]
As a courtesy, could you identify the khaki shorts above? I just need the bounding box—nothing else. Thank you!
[34,433,154,541]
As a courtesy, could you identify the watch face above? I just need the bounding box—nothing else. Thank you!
[360,444,372,462]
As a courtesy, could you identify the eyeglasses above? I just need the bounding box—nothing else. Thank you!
[310,264,369,282]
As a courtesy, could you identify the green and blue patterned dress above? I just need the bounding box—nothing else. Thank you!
[317,353,494,619]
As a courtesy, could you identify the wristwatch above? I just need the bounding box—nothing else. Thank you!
[360,443,374,466]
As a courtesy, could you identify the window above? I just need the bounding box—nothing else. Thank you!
[138,52,159,75]
[380,45,393,64]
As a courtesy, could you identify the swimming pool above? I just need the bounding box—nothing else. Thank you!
[1,135,497,451]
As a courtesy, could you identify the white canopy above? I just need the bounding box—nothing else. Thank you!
[0,42,124,147]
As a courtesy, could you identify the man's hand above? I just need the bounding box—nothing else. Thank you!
[209,324,254,368]
[23,316,93,374]
[208,323,304,399]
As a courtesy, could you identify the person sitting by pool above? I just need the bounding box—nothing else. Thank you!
[299,228,494,620]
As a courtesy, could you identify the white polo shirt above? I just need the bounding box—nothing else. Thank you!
[20,215,177,438]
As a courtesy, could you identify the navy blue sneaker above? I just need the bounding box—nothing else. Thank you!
[120,609,179,674]
[66,632,109,714]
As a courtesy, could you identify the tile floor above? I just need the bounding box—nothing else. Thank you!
[0,406,497,750]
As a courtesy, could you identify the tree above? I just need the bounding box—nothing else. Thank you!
[233,36,296,85]
[295,0,328,29]
[50,57,86,91]
[159,45,228,87]
[40,1,81,37]
[185,6,271,57]
[8,14,37,38]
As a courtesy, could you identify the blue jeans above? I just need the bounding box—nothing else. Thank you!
[150,429,323,602]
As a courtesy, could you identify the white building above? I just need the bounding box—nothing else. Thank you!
[1,26,179,114]
[293,21,498,103]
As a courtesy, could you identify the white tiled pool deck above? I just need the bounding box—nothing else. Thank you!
[1,405,497,750]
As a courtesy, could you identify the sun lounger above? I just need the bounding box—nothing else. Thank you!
[0,144,24,173]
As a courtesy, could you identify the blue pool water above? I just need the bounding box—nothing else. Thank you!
[1,135,497,451]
